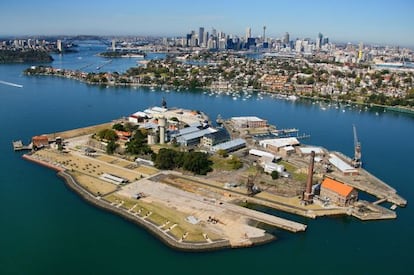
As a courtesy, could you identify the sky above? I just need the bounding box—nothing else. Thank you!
[1,0,413,47]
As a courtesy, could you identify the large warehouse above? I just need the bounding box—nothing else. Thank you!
[231,116,267,128]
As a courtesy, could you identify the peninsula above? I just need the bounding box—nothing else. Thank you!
[19,105,406,251]
[0,49,53,63]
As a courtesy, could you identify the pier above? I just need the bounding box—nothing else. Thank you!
[12,140,32,151]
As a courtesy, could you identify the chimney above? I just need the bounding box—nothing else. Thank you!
[303,151,315,203]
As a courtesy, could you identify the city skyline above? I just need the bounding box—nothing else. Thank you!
[1,0,413,47]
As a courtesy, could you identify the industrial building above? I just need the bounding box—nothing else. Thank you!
[259,137,300,156]
[328,153,359,176]
[231,116,267,128]
[320,177,358,206]
[176,127,218,147]
[201,129,230,148]
[249,149,281,162]
[210,138,246,153]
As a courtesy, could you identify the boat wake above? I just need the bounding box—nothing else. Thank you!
[0,80,23,88]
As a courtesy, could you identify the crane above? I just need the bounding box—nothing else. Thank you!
[352,124,362,168]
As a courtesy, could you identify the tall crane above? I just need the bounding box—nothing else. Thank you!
[352,125,362,168]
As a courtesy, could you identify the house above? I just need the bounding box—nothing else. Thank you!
[320,177,358,206]
[32,135,49,149]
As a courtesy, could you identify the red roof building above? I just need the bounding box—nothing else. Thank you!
[32,135,49,149]
[320,178,358,206]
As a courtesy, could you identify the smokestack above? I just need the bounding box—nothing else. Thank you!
[304,151,315,202]
[158,117,166,144]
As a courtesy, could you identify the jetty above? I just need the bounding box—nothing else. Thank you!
[12,140,32,151]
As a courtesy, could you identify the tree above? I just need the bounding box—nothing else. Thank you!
[112,123,125,131]
[227,156,243,170]
[97,129,118,142]
[182,151,213,175]
[125,130,152,155]
[154,148,179,170]
[106,140,119,155]
[271,170,279,180]
[216,149,228,158]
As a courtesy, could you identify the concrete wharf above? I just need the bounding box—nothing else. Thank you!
[12,140,32,151]
[331,152,407,207]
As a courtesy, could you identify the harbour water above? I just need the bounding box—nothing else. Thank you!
[0,42,413,274]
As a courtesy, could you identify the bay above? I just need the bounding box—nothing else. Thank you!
[0,42,413,275]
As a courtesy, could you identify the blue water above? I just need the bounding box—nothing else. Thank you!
[0,42,413,275]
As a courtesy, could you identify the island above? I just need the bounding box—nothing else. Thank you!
[17,104,407,251]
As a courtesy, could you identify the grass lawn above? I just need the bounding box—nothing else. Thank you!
[211,155,242,171]
[280,160,307,182]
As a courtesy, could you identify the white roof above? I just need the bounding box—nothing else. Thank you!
[231,116,265,122]
[299,147,324,154]
[144,106,167,115]
[211,138,246,152]
[282,145,296,152]
[178,128,217,142]
[328,153,358,173]
[249,149,275,159]
[259,137,300,148]
[131,111,147,117]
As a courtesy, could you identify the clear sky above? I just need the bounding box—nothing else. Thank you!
[1,0,413,47]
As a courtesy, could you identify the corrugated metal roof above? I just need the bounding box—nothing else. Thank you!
[178,128,217,142]
[299,147,324,154]
[328,153,357,173]
[211,138,246,151]
[231,116,265,122]
[249,149,275,159]
[259,137,300,148]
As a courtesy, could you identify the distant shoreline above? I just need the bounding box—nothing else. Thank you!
[24,69,414,116]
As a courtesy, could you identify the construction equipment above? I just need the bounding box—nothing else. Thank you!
[352,124,362,168]
[246,169,261,196]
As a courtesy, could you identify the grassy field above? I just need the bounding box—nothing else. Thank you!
[280,160,307,182]
[70,171,118,195]
[103,193,210,242]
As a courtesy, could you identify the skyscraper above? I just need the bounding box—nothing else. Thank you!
[246,27,251,41]
[199,27,204,47]
[283,32,290,45]
[316,32,323,49]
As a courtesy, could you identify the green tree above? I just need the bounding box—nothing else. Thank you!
[183,151,213,175]
[217,149,228,158]
[154,148,179,170]
[97,129,118,142]
[112,123,125,131]
[271,170,279,180]
[106,140,119,155]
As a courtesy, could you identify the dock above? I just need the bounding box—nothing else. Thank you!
[12,140,32,151]
[331,151,407,207]
[224,203,307,232]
